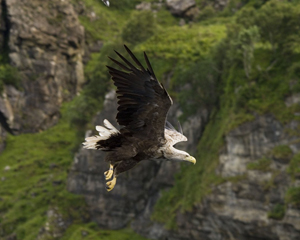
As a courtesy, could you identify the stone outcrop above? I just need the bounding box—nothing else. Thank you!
[0,0,85,134]
[67,90,207,230]
[136,2,152,11]
[166,0,198,18]
[212,0,230,11]
[72,0,104,65]
[135,1,164,12]
[37,207,71,240]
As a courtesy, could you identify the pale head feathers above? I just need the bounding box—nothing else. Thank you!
[163,146,196,164]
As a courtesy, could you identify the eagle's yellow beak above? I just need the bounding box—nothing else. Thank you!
[184,156,196,165]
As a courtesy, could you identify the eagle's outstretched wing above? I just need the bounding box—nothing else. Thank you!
[107,45,173,140]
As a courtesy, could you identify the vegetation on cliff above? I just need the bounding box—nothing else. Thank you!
[150,0,300,228]
[0,105,148,239]
[0,105,85,239]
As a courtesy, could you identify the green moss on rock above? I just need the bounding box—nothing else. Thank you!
[226,174,247,183]
[0,64,21,92]
[267,204,285,220]
[285,187,300,206]
[247,157,271,171]
[287,153,300,179]
[271,145,293,163]
[62,223,148,240]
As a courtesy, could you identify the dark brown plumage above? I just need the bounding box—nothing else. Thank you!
[108,45,172,136]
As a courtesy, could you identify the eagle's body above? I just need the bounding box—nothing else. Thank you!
[83,46,196,191]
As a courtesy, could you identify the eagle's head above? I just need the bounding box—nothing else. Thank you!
[164,146,196,164]
[163,123,196,164]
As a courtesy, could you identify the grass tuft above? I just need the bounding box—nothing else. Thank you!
[0,64,21,92]
[247,157,271,172]
[271,145,293,162]
[267,204,285,220]
[61,223,149,240]
[287,153,300,179]
[285,187,300,207]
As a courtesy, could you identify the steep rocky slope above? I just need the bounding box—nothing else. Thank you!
[0,0,85,134]
[152,114,300,240]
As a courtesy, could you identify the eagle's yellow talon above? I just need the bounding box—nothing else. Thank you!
[104,169,113,180]
[104,164,114,180]
[106,177,116,192]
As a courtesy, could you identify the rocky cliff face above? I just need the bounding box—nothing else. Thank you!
[68,90,300,240]
[0,0,85,134]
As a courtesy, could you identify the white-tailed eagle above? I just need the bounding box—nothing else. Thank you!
[102,0,109,6]
[83,45,196,191]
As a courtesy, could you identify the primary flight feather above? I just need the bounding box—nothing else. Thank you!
[83,45,196,191]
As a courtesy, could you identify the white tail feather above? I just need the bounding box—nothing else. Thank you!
[82,119,119,150]
[96,126,111,137]
[103,119,119,134]
[82,136,101,149]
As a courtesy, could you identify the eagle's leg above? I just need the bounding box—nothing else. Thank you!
[105,159,138,192]
[104,164,114,180]
[106,174,117,192]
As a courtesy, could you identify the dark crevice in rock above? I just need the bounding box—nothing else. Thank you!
[0,0,10,62]
[0,111,14,135]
